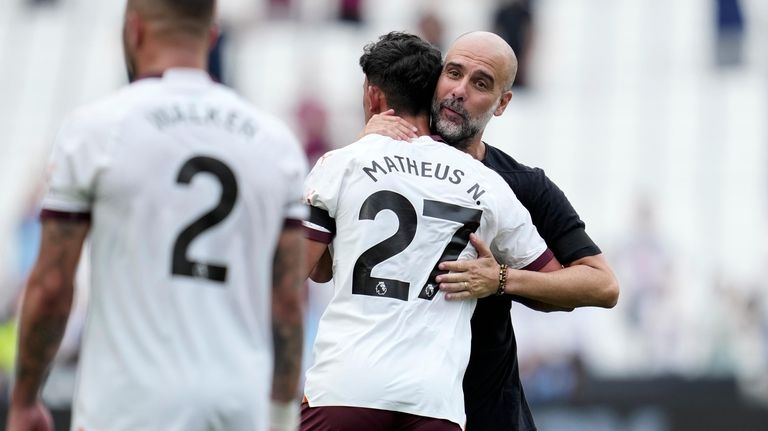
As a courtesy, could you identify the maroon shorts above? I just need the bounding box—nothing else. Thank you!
[300,402,462,431]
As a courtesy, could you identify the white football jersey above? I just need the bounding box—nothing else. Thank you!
[41,69,307,431]
[303,134,550,429]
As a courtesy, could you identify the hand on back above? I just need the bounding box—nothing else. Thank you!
[360,109,418,141]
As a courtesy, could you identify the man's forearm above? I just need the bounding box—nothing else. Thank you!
[509,295,574,312]
[272,228,305,402]
[12,282,73,405]
[505,254,619,309]
[12,218,87,406]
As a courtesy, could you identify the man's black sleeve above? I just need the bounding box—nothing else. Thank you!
[515,168,601,264]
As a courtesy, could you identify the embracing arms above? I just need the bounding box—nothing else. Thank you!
[437,234,619,310]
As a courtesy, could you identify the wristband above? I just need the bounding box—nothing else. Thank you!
[496,264,508,296]
[270,400,300,431]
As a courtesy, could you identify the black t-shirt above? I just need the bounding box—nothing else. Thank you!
[463,144,601,431]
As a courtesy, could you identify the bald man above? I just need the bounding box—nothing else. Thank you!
[365,31,619,431]
[6,1,306,430]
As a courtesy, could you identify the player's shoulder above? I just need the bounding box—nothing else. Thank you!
[483,143,544,176]
[482,143,552,198]
[309,144,358,173]
[306,134,400,177]
[58,84,145,140]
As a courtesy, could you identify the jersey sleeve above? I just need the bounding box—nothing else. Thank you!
[40,114,105,220]
[302,150,346,244]
[521,168,601,264]
[490,184,552,270]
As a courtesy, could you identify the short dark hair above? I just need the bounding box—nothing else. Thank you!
[166,0,215,22]
[130,0,216,37]
[359,32,442,116]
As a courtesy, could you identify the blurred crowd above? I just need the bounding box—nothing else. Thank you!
[1,0,767,427]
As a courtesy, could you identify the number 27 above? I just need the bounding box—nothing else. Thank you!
[352,190,482,301]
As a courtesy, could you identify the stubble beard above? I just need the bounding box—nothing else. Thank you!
[431,96,496,151]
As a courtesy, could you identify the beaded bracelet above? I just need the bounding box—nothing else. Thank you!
[496,264,508,296]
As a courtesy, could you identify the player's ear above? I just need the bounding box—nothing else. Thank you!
[366,85,384,115]
[125,11,144,51]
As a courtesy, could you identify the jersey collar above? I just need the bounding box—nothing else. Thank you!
[430,134,446,143]
[133,68,212,83]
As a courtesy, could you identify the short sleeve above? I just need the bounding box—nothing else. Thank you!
[521,169,601,263]
[41,115,106,218]
[490,185,550,270]
[302,150,347,243]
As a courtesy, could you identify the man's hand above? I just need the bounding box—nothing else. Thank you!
[436,234,500,300]
[6,401,53,431]
[359,109,418,141]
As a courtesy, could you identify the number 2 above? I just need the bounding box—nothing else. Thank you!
[171,156,238,283]
[352,191,482,301]
[352,191,416,301]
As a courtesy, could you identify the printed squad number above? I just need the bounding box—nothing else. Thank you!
[352,190,482,301]
[171,156,238,283]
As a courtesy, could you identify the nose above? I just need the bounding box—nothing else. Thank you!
[451,77,469,100]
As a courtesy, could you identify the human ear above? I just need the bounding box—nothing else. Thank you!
[494,90,513,117]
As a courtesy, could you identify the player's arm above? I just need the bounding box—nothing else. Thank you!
[438,234,618,309]
[303,147,347,284]
[437,233,569,310]
[306,246,332,283]
[515,170,619,308]
[439,168,619,309]
[8,217,89,431]
[302,204,336,283]
[503,252,618,309]
[270,224,305,430]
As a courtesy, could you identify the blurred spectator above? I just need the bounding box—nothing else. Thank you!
[493,0,534,88]
[268,0,294,19]
[27,0,56,6]
[714,0,745,68]
[338,0,363,24]
[295,96,331,166]
[418,11,445,51]
[717,280,768,404]
[613,199,679,373]
[521,353,586,404]
[616,202,672,330]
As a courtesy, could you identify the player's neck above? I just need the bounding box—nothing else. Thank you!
[135,45,208,77]
[399,114,431,137]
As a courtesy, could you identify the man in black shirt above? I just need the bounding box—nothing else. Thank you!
[435,31,618,431]
[365,31,619,431]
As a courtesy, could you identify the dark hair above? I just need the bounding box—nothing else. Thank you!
[166,0,215,22]
[359,32,442,116]
[133,0,216,36]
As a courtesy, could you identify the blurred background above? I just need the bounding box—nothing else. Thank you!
[1,0,767,429]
